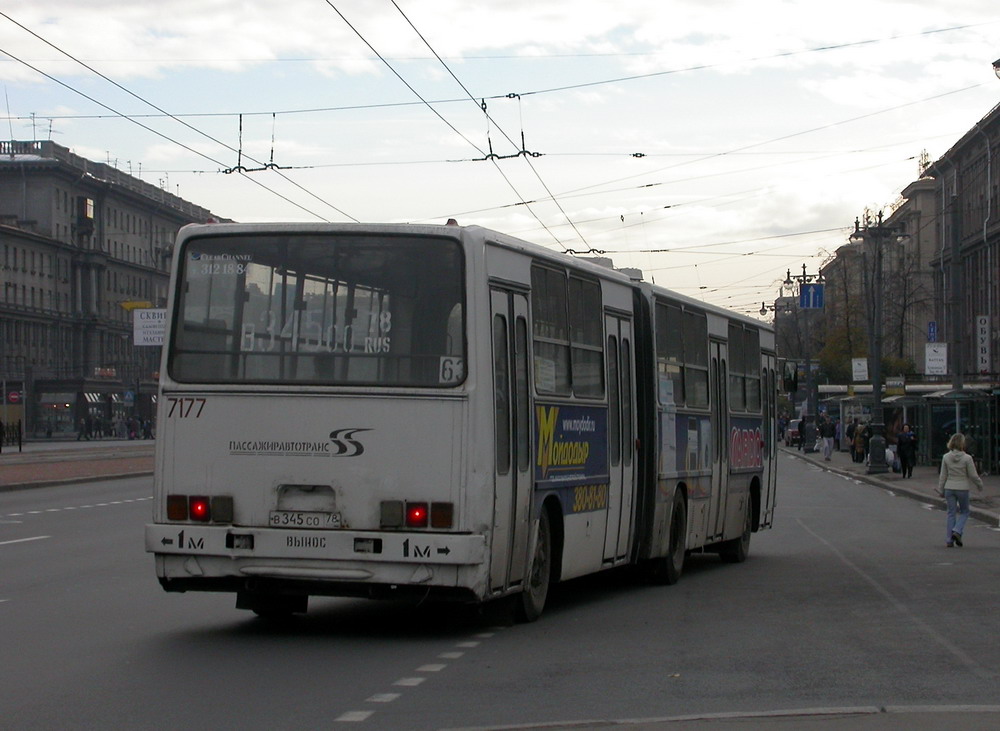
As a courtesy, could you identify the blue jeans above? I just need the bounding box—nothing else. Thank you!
[944,489,971,540]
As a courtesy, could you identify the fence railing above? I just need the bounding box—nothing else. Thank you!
[0,420,23,453]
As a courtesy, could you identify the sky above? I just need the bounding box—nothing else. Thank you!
[1,1,998,317]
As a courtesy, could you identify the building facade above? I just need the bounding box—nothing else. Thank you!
[0,140,223,437]
[927,101,1000,383]
[771,100,1000,465]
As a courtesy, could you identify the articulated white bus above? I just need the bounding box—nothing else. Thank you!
[145,222,777,620]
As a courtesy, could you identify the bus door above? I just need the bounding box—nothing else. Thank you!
[761,354,777,527]
[490,289,532,593]
[603,314,636,562]
[709,340,729,540]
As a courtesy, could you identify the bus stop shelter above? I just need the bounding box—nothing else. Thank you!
[925,389,993,472]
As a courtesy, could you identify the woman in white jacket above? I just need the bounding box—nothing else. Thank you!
[937,433,984,547]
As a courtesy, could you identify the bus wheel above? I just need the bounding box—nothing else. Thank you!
[719,499,752,564]
[516,508,552,622]
[647,490,686,585]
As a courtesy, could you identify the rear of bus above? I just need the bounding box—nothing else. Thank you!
[145,223,483,617]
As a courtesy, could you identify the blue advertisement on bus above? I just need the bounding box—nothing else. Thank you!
[534,404,608,488]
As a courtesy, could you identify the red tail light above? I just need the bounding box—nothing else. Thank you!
[189,496,211,522]
[165,494,232,523]
[405,502,429,528]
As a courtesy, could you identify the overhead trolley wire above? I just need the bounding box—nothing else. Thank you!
[386,0,593,253]
[320,0,575,249]
[9,21,991,123]
[0,10,358,223]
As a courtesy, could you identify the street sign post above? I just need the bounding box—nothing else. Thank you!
[926,343,948,375]
[799,283,824,309]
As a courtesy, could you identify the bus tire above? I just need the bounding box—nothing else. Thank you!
[719,498,752,564]
[515,508,552,623]
[647,490,686,585]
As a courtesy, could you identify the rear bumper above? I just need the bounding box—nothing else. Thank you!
[146,523,487,598]
[146,523,485,565]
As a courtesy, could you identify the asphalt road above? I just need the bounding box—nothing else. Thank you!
[2,454,1000,729]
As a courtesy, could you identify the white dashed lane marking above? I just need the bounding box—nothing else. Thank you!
[0,535,50,546]
[393,677,426,687]
[335,711,373,722]
[335,627,507,723]
[2,496,151,519]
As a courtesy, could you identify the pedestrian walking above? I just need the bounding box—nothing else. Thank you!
[936,432,984,547]
[820,417,835,461]
[896,423,917,478]
[852,422,866,463]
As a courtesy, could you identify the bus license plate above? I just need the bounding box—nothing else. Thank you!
[269,510,342,529]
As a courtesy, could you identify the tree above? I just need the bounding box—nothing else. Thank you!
[816,323,867,383]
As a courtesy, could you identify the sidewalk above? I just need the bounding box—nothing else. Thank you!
[786,444,1000,528]
[0,439,154,491]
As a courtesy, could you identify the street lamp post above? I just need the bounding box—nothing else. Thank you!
[760,294,796,395]
[850,212,906,475]
[783,264,824,422]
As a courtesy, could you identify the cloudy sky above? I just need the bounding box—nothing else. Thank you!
[1,1,998,315]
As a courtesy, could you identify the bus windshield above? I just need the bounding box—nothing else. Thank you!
[169,232,465,387]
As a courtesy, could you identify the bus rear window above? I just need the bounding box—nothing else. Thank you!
[169,233,465,387]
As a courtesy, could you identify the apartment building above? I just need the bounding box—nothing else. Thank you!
[0,140,224,436]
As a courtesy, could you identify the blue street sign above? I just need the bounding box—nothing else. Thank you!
[799,283,824,309]
[928,320,937,343]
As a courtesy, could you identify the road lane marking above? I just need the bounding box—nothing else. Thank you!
[1,496,151,519]
[366,693,400,703]
[335,711,373,722]
[0,535,50,546]
[348,626,507,725]
[798,518,991,680]
[393,677,426,686]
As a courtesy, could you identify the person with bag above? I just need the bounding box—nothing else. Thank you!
[937,432,984,547]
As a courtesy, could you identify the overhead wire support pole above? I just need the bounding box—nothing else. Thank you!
[850,212,909,475]
[784,263,824,428]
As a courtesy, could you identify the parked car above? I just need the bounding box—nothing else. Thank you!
[784,418,802,447]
